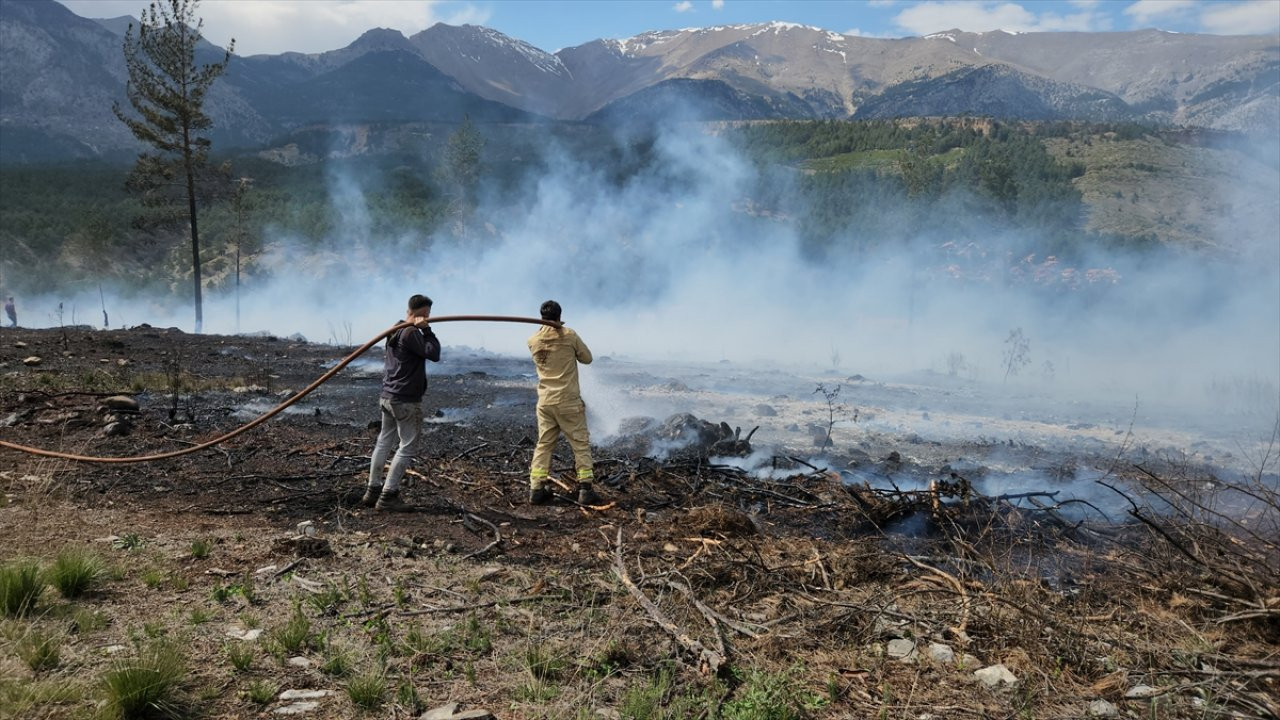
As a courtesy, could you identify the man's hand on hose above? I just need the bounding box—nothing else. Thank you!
[411,315,430,327]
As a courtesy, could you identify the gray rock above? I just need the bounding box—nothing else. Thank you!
[1125,684,1160,698]
[974,663,1018,687]
[887,638,918,661]
[102,421,132,437]
[927,642,955,663]
[286,656,312,668]
[1088,699,1119,717]
[755,404,777,417]
[279,689,331,701]
[102,395,140,412]
[451,712,496,720]
[872,615,909,638]
[273,702,320,715]
[22,356,42,366]
[224,627,263,641]
[420,704,459,720]
[958,653,982,669]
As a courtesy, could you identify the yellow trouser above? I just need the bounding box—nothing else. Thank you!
[530,399,593,488]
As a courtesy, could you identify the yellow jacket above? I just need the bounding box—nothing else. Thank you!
[528,325,592,406]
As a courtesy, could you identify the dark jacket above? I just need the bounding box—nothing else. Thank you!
[380,324,441,402]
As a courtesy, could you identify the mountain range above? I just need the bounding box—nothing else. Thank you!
[0,0,1276,163]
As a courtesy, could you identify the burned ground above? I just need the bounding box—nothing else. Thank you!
[1,326,1276,719]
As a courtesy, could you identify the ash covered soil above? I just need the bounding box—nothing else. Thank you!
[1,326,1276,719]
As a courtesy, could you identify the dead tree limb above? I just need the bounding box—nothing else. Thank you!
[663,579,761,639]
[613,528,726,674]
[904,555,969,636]
[461,512,502,560]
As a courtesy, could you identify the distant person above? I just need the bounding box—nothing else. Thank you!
[363,294,441,512]
[3,297,15,327]
[527,300,601,505]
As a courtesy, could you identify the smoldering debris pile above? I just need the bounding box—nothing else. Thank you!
[599,411,1110,542]
[0,392,140,437]
[607,412,758,459]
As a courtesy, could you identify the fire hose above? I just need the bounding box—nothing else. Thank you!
[0,315,560,464]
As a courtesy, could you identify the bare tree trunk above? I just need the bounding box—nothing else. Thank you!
[183,135,202,334]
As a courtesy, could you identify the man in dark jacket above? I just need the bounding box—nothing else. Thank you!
[363,294,441,511]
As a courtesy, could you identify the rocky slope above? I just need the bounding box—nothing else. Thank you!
[0,0,1276,162]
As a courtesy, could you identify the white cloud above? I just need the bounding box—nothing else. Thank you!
[893,1,1106,34]
[674,0,694,12]
[1123,0,1197,25]
[1200,0,1280,35]
[58,0,490,55]
[712,0,725,9]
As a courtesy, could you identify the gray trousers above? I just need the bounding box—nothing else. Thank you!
[368,397,423,492]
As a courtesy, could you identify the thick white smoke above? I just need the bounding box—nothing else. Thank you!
[14,120,1280,459]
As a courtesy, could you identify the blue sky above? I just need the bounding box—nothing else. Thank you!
[57,0,1280,56]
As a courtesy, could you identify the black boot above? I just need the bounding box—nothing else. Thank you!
[577,482,602,506]
[375,489,412,512]
[529,486,553,505]
[361,485,381,507]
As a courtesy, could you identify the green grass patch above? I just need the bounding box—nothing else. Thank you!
[619,665,724,719]
[395,681,422,714]
[722,666,825,720]
[101,641,187,719]
[16,626,62,672]
[514,678,558,703]
[522,642,568,682]
[140,568,166,590]
[320,642,355,677]
[112,534,145,552]
[402,624,450,658]
[305,580,347,615]
[345,672,386,710]
[269,605,315,655]
[461,613,492,654]
[585,639,631,679]
[225,641,255,672]
[188,539,213,560]
[211,577,255,604]
[188,607,215,625]
[71,607,110,634]
[245,679,277,706]
[0,676,84,718]
[48,546,106,599]
[0,559,46,617]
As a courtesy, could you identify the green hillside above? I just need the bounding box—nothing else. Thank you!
[1,120,1273,297]
[1043,134,1278,252]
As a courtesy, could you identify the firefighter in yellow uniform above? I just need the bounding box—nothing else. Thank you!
[527,300,601,505]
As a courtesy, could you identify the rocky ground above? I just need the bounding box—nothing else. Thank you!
[0,325,1276,719]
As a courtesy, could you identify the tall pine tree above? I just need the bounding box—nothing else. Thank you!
[113,0,232,333]
[440,115,485,212]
